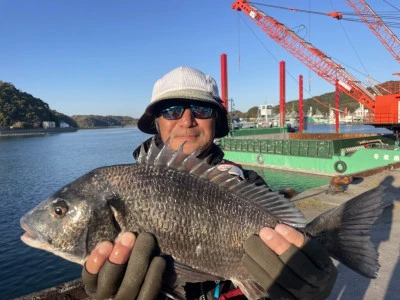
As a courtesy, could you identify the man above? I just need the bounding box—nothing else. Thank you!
[82,66,337,299]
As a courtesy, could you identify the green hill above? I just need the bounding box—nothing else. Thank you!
[0,81,138,129]
[71,115,137,128]
[272,91,361,116]
[0,81,62,128]
[232,87,393,119]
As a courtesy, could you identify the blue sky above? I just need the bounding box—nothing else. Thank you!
[1,0,399,118]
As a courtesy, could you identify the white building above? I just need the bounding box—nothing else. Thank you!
[42,121,56,129]
[354,104,370,120]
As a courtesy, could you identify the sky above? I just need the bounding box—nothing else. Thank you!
[1,0,399,118]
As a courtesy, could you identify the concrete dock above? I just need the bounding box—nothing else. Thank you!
[16,168,400,300]
[293,168,400,300]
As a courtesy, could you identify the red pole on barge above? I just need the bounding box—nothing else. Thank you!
[280,61,286,128]
[220,53,228,112]
[335,79,340,133]
[299,75,304,133]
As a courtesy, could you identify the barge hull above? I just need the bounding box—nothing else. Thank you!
[222,133,399,175]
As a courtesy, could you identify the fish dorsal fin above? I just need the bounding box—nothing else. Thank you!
[136,143,147,164]
[146,137,160,164]
[138,137,307,227]
[155,138,178,166]
[167,143,188,169]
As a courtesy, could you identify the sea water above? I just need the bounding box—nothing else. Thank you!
[0,125,389,299]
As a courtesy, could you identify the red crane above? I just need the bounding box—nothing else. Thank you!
[345,0,400,64]
[231,0,400,129]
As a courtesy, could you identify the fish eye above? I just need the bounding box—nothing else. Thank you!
[51,200,68,218]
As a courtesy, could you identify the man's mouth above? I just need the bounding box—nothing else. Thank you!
[174,135,198,140]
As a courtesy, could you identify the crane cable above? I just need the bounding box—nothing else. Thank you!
[383,0,400,13]
[249,1,387,87]
[251,1,400,28]
[308,0,312,93]
[236,13,332,109]
[329,0,370,80]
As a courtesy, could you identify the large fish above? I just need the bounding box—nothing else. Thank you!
[20,138,386,299]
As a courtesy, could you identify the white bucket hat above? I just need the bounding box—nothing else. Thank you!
[138,66,229,138]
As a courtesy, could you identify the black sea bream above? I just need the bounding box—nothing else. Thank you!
[21,138,386,299]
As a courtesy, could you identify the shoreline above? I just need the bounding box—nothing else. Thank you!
[0,127,78,137]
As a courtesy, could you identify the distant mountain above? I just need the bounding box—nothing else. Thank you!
[230,90,359,119]
[271,90,361,116]
[232,81,400,119]
[53,111,78,128]
[0,81,138,129]
[71,115,137,128]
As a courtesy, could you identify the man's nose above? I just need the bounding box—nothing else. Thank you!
[178,108,196,126]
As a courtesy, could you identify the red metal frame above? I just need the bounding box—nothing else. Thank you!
[345,0,400,63]
[335,79,340,133]
[220,53,229,111]
[231,0,400,127]
[299,75,304,133]
[231,0,376,111]
[279,61,286,127]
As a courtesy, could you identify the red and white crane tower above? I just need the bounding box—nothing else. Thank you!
[231,0,400,130]
[345,0,400,64]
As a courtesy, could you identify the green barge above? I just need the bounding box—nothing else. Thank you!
[221,128,399,176]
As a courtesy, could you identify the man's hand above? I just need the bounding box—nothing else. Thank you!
[82,232,166,300]
[259,224,305,255]
[243,224,338,300]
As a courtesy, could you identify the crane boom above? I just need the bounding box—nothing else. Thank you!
[345,0,400,63]
[232,0,376,112]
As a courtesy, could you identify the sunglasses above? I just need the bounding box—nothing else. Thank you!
[158,105,213,120]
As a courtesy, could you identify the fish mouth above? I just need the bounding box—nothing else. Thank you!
[20,218,85,266]
[20,219,49,250]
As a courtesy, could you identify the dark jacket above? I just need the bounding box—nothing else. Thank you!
[133,135,269,300]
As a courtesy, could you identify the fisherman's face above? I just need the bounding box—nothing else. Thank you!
[156,103,216,154]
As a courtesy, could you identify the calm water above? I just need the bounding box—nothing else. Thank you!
[0,125,389,299]
[304,123,392,134]
[0,128,151,299]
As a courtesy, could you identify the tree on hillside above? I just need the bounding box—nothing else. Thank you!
[0,82,60,128]
[71,115,137,128]
[247,106,259,118]
[52,110,78,128]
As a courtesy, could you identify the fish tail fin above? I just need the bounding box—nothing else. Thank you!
[305,185,388,278]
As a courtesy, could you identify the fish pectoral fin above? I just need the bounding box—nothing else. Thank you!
[106,195,128,232]
[160,285,186,300]
[173,261,224,283]
[231,279,267,300]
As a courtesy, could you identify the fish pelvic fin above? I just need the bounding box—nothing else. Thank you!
[160,258,224,300]
[172,260,224,283]
[305,185,387,278]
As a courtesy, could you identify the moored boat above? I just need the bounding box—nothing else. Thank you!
[221,131,399,176]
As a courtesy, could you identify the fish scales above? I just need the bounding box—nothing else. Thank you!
[95,163,275,279]
[20,138,387,299]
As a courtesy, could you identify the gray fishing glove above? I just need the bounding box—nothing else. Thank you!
[242,235,338,300]
[82,233,166,300]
